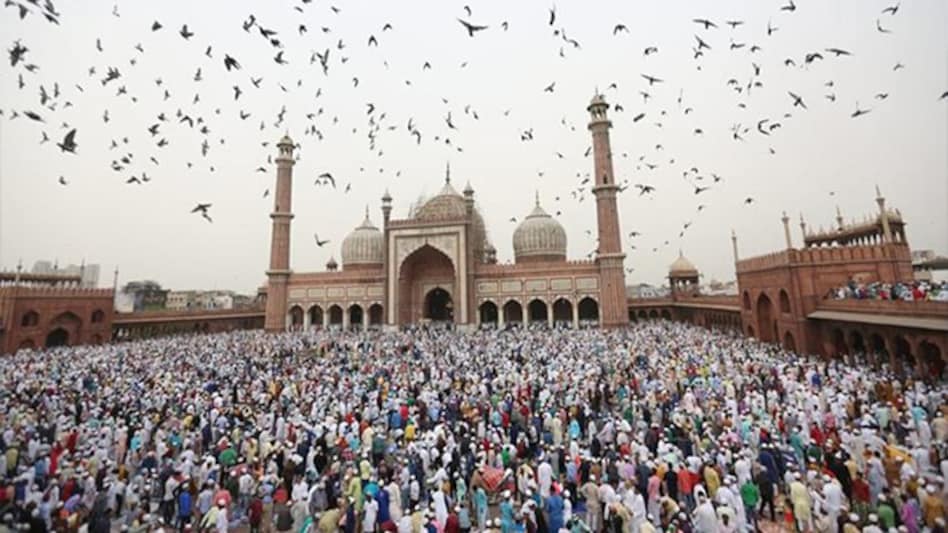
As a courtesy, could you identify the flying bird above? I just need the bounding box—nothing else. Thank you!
[543,81,556,93]
[191,203,212,214]
[876,19,892,33]
[788,91,807,109]
[223,54,240,71]
[56,129,77,153]
[179,24,194,39]
[641,74,663,86]
[780,0,796,12]
[851,104,871,118]
[825,48,852,57]
[881,3,900,15]
[613,24,628,35]
[643,46,658,56]
[457,18,488,37]
[693,18,717,30]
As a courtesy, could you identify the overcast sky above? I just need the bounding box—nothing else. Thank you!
[1,0,946,294]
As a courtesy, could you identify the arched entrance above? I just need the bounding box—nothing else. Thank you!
[919,341,944,380]
[660,310,672,320]
[308,305,324,328]
[424,288,454,322]
[578,298,599,326]
[349,304,364,329]
[528,299,548,324]
[46,311,81,349]
[368,304,384,327]
[398,245,456,324]
[479,301,498,325]
[637,310,647,320]
[756,293,775,343]
[45,328,69,348]
[289,305,304,330]
[832,328,848,358]
[894,336,913,374]
[783,331,796,352]
[328,305,344,326]
[870,333,888,368]
[503,300,523,325]
[850,331,866,359]
[648,310,658,319]
[552,298,572,326]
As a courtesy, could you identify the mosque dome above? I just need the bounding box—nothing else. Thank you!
[341,210,383,267]
[414,179,468,221]
[513,196,567,263]
[412,175,490,263]
[669,252,698,276]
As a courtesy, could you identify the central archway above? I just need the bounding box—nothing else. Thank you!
[398,244,456,324]
[424,287,454,322]
[756,293,775,343]
[45,328,69,348]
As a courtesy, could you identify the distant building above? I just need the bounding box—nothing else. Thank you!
[166,290,238,310]
[912,250,948,282]
[32,260,100,288]
[120,280,168,312]
[626,283,668,299]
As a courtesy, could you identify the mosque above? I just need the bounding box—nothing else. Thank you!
[262,94,629,331]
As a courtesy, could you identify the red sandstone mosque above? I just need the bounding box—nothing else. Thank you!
[262,94,628,332]
[0,95,945,380]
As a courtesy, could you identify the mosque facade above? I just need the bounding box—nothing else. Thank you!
[262,95,629,332]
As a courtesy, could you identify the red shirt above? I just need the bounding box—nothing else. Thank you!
[853,478,870,503]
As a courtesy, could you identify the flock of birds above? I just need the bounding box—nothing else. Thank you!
[4,0,948,269]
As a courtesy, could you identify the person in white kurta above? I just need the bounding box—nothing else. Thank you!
[537,460,553,500]
[432,487,448,527]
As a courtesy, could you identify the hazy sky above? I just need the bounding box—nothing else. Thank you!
[1,0,946,294]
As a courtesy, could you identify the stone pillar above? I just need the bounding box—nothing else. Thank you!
[572,301,579,329]
[303,307,311,330]
[875,186,892,243]
[343,308,350,330]
[265,134,296,333]
[498,304,505,328]
[547,301,554,327]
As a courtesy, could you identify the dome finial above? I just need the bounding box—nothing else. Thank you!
[445,161,451,184]
[535,190,540,207]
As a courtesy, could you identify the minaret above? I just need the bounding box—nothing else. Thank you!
[264,134,296,332]
[781,211,792,249]
[731,230,739,263]
[875,185,893,243]
[587,93,628,328]
[835,205,844,230]
[799,213,808,247]
[381,189,392,228]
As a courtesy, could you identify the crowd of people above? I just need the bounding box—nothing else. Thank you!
[0,321,946,533]
[828,280,948,302]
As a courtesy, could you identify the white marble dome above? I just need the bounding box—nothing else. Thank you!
[341,211,383,267]
[513,197,567,262]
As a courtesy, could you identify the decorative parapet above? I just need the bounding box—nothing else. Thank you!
[0,286,114,298]
[737,244,911,274]
[815,298,948,319]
